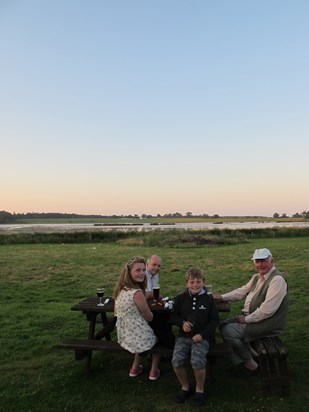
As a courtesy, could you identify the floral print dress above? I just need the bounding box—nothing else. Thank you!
[115,288,157,353]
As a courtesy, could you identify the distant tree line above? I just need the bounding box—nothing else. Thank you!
[0,210,308,224]
[273,211,309,219]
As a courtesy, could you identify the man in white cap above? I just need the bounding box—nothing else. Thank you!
[213,248,288,378]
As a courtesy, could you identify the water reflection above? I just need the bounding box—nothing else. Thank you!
[1,221,309,233]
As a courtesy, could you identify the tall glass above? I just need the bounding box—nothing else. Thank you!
[186,314,196,337]
[153,286,160,302]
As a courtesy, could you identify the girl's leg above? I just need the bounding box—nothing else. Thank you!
[131,353,142,370]
[150,353,161,374]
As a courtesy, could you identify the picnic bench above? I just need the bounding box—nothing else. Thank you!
[59,336,232,379]
[251,336,290,396]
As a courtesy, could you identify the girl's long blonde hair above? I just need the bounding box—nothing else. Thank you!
[113,256,147,299]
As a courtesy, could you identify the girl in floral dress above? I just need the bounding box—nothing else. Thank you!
[113,256,161,380]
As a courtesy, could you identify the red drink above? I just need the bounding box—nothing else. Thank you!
[97,288,105,306]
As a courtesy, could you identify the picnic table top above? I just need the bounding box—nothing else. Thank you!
[71,296,230,314]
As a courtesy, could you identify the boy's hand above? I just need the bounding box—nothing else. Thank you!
[192,334,202,343]
[182,321,193,333]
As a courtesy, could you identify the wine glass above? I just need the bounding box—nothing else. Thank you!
[97,288,105,306]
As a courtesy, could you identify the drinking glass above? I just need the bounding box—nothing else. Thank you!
[186,314,196,337]
[187,314,195,326]
[153,286,160,302]
[97,287,105,306]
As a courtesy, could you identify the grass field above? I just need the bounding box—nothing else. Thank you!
[0,235,308,411]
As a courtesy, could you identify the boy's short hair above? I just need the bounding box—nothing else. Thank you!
[185,268,205,282]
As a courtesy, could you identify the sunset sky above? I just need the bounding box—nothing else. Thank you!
[1,1,308,217]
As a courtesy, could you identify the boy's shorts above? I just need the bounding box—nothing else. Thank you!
[172,337,209,370]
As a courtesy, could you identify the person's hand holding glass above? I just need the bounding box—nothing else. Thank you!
[184,314,195,337]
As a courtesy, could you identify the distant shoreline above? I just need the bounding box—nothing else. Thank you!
[1,221,309,234]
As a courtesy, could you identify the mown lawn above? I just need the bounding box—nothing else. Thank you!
[0,236,308,411]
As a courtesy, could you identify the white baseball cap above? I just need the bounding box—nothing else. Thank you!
[251,248,272,260]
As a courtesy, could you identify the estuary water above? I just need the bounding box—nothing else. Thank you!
[1,221,309,233]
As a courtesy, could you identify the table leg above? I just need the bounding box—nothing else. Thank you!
[84,313,97,372]
[88,313,97,339]
[94,313,115,341]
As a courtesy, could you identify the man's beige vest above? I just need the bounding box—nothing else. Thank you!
[244,268,288,342]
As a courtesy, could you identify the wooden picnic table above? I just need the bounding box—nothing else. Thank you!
[70,295,230,341]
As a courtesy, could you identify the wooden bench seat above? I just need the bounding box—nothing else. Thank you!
[251,336,290,396]
[59,339,232,377]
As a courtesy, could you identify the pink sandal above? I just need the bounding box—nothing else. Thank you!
[149,369,160,381]
[129,365,143,377]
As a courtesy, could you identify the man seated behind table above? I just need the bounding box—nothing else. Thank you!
[145,255,161,300]
[145,254,175,350]
[213,248,288,378]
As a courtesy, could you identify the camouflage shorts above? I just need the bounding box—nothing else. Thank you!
[172,337,209,369]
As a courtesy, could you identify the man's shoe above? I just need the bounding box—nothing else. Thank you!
[192,392,206,407]
[175,389,191,404]
[232,366,259,378]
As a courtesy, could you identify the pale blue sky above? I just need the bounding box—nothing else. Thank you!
[1,1,308,216]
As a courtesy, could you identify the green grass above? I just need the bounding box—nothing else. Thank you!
[0,237,308,411]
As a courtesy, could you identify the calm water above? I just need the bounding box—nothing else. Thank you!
[1,221,309,233]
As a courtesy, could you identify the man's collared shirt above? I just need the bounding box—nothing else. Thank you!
[145,269,159,292]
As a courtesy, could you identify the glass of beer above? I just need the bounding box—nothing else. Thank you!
[153,286,160,302]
